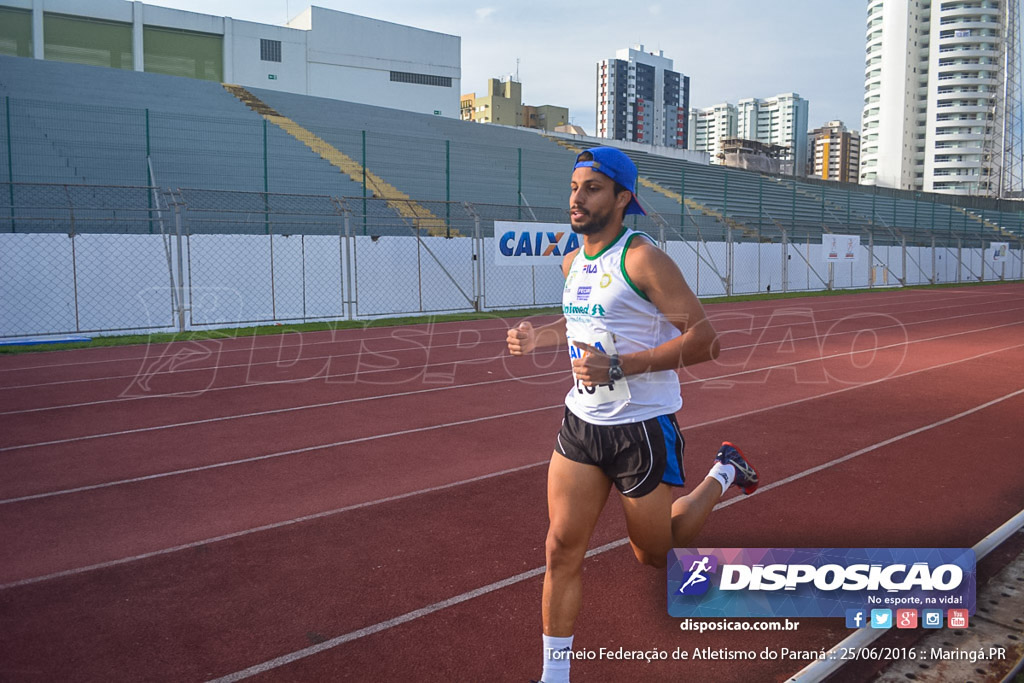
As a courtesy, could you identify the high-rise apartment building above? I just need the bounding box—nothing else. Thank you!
[809,120,861,183]
[860,0,1014,194]
[596,44,689,148]
[737,93,810,175]
[688,103,738,163]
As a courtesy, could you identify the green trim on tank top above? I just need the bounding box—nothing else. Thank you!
[583,226,628,260]
[620,232,654,301]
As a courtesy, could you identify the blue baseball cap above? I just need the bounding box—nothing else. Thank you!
[573,147,646,216]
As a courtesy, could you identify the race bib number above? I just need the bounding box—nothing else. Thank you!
[568,331,631,407]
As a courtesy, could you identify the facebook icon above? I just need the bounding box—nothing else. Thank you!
[846,609,867,629]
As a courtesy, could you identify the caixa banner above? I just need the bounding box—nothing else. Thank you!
[667,548,975,618]
[493,221,579,266]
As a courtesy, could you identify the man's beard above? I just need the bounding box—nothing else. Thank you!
[570,207,612,235]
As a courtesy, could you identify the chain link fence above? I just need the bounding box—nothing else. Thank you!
[1,182,1022,339]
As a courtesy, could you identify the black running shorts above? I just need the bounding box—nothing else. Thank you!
[554,407,685,498]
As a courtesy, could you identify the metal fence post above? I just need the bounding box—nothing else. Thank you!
[517,148,522,220]
[5,96,15,230]
[361,130,367,236]
[901,236,907,286]
[473,209,482,311]
[781,226,789,293]
[957,238,962,283]
[173,199,187,333]
[931,235,936,285]
[980,238,985,282]
[680,167,686,236]
[145,108,153,233]
[445,139,451,237]
[342,204,354,321]
[726,223,733,296]
[868,233,874,288]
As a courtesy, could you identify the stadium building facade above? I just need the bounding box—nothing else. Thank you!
[596,44,689,148]
[0,0,461,117]
[860,0,1015,194]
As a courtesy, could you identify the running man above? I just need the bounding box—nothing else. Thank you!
[506,147,759,683]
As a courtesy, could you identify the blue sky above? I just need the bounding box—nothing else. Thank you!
[146,0,869,136]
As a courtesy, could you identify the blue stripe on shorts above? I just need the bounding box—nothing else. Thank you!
[658,415,685,486]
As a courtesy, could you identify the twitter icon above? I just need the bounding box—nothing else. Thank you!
[870,609,892,628]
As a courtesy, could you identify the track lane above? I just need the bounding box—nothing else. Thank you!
[3,381,1019,682]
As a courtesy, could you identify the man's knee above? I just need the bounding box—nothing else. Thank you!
[630,543,669,569]
[545,528,588,572]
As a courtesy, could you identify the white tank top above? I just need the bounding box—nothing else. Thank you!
[563,227,683,425]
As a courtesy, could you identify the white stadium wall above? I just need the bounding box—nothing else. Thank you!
[1,234,1019,339]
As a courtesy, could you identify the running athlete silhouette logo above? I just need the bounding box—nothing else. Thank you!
[677,554,718,596]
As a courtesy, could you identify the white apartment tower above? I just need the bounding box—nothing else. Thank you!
[688,103,738,163]
[737,93,810,175]
[596,44,690,148]
[860,0,1013,194]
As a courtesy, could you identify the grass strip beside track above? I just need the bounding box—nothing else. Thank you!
[2,281,1018,355]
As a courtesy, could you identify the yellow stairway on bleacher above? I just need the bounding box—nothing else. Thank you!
[951,206,1017,241]
[223,84,456,237]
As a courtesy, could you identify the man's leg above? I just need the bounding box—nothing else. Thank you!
[619,483,673,568]
[543,450,613,636]
[619,478,724,567]
[670,477,725,547]
[538,451,611,683]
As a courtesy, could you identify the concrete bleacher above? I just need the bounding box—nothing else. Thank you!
[1,54,1021,242]
[245,86,575,210]
[0,56,366,201]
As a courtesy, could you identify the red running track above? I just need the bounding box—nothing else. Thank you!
[0,283,1022,682]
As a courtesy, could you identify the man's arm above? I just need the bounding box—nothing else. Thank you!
[506,317,567,355]
[620,239,719,374]
[506,247,577,356]
[571,239,718,384]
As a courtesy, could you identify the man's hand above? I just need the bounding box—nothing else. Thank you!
[571,341,611,386]
[506,321,536,355]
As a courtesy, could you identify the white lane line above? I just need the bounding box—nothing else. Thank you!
[4,336,1022,504]
[0,460,548,591]
[0,371,564,452]
[204,386,1024,683]
[4,339,1019,602]
[3,296,1019,409]
[0,288,990,375]
[0,405,561,506]
[2,291,1015,395]
[3,318,1021,454]
[4,294,1022,417]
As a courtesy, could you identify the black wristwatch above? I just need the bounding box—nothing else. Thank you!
[608,355,624,382]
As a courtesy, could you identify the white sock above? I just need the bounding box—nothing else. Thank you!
[707,461,735,496]
[541,634,573,683]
